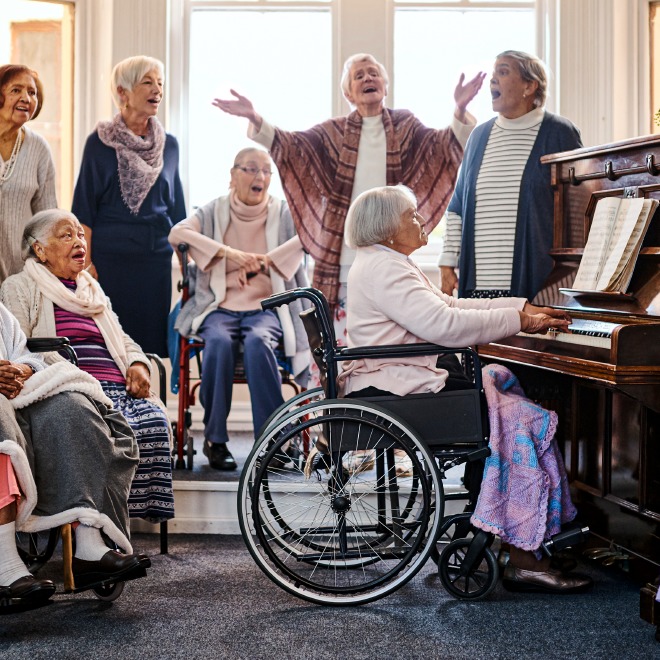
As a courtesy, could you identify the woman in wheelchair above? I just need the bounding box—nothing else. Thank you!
[168,147,309,470]
[0,302,146,612]
[0,210,174,524]
[339,184,592,594]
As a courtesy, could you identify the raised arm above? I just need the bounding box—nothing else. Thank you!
[453,72,486,123]
[212,89,264,132]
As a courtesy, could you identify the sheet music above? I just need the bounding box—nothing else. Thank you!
[595,198,645,289]
[572,198,620,290]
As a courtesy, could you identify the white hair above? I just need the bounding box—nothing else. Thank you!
[497,50,548,108]
[22,209,79,261]
[345,185,416,249]
[110,55,164,109]
[340,53,389,106]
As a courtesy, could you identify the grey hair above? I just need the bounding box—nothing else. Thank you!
[22,209,79,261]
[497,50,548,108]
[345,184,417,249]
[231,146,271,168]
[110,55,164,109]
[340,53,389,105]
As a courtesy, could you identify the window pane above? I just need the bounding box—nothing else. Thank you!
[188,9,332,207]
[0,1,73,207]
[394,8,535,127]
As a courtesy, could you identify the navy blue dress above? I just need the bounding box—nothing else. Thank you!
[72,131,186,356]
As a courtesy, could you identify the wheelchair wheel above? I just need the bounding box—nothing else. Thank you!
[93,581,125,601]
[257,387,325,437]
[16,529,60,572]
[239,399,443,606]
[438,537,498,600]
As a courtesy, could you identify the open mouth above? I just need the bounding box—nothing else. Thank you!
[72,250,86,263]
[15,105,30,113]
[148,98,161,105]
[491,90,501,100]
[251,185,263,193]
[363,86,377,94]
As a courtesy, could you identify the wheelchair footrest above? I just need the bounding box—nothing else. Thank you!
[541,526,590,557]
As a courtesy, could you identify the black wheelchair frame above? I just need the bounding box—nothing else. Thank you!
[237,287,501,606]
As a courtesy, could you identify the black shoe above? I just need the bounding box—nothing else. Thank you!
[203,441,237,470]
[0,575,56,612]
[72,550,151,590]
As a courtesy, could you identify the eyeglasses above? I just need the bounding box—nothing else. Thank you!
[233,165,273,177]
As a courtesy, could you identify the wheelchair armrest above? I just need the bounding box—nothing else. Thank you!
[337,344,483,389]
[26,337,78,366]
[145,353,167,403]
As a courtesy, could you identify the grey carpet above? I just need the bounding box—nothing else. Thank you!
[1,533,658,659]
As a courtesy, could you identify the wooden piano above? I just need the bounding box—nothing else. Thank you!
[477,134,660,586]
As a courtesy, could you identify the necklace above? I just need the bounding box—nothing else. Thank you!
[0,128,24,185]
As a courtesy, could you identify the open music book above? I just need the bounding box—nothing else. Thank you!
[570,197,658,293]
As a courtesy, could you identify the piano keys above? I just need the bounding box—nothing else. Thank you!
[477,134,660,583]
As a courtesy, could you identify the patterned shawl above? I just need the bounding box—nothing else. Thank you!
[270,108,464,307]
[97,113,165,215]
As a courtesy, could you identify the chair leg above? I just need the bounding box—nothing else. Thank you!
[160,521,168,554]
[62,523,75,592]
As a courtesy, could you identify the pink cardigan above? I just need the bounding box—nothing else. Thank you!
[339,246,525,396]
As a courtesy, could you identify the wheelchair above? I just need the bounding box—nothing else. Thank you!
[237,287,496,606]
[172,242,301,470]
[10,337,157,604]
[238,287,589,606]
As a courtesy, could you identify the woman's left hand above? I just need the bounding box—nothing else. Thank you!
[454,71,487,117]
[126,363,151,399]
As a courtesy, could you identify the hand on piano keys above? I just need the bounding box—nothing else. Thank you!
[520,303,572,335]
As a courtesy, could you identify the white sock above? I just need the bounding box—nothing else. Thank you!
[0,522,31,586]
[74,524,109,561]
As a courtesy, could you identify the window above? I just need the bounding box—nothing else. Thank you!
[393,0,535,262]
[0,0,74,208]
[651,2,660,134]
[186,2,332,208]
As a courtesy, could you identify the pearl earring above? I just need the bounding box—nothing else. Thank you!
[389,239,394,245]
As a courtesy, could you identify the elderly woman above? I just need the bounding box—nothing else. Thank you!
[214,53,484,344]
[169,147,309,471]
[71,55,186,356]
[1,209,174,523]
[0,301,145,611]
[0,64,56,284]
[339,184,592,594]
[439,50,583,301]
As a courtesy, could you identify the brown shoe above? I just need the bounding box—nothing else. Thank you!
[0,575,56,612]
[502,565,593,594]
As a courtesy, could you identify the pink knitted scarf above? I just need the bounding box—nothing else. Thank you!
[97,113,165,215]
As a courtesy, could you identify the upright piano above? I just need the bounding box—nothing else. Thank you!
[477,135,660,584]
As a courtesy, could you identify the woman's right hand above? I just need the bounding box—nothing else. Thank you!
[439,266,458,296]
[519,311,571,334]
[224,246,267,276]
[212,89,262,130]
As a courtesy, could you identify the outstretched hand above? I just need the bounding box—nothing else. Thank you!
[212,89,261,128]
[454,71,487,115]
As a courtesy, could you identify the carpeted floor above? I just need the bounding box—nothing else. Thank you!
[1,533,658,659]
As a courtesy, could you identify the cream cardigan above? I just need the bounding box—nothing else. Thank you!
[339,246,525,396]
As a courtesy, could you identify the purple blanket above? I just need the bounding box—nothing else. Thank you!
[470,364,577,552]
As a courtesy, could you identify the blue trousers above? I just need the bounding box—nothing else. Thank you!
[198,308,284,444]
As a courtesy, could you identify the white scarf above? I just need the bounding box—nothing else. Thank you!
[24,259,131,376]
